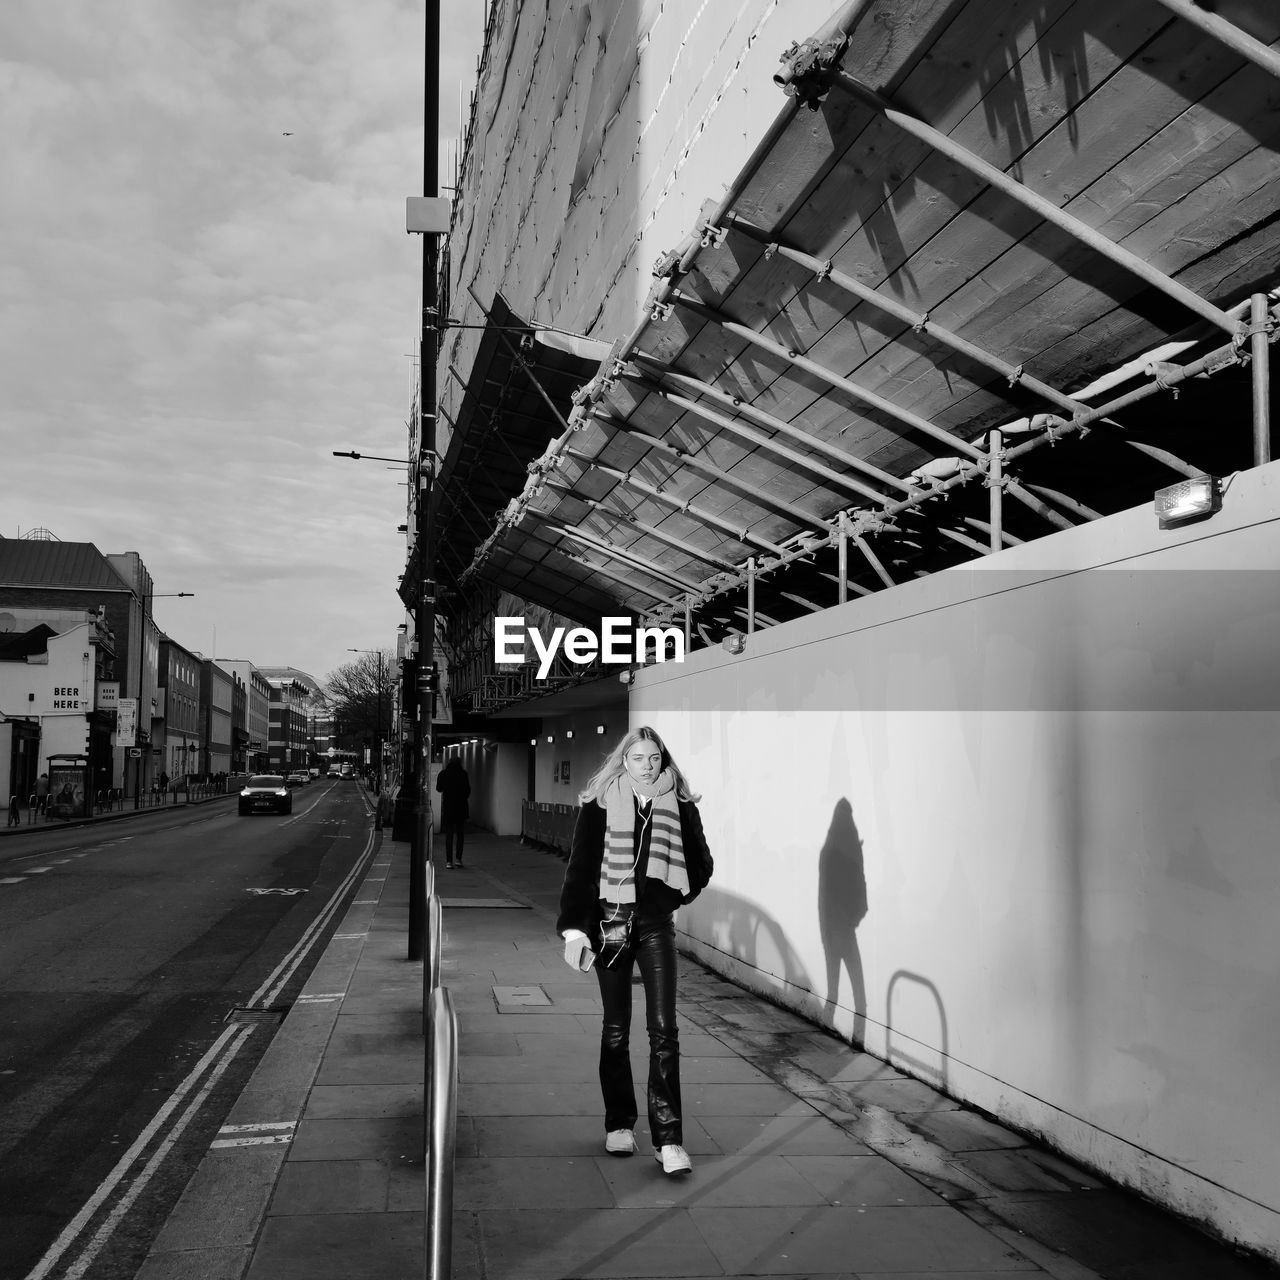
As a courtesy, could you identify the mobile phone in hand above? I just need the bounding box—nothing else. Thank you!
[564,935,596,972]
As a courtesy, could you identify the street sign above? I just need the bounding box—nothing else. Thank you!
[127,747,143,758]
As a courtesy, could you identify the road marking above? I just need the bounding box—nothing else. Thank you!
[245,887,308,896]
[26,867,53,875]
[279,791,331,828]
[211,1133,293,1148]
[1,877,25,885]
[23,1023,253,1280]
[211,1120,296,1150]
[245,828,378,1009]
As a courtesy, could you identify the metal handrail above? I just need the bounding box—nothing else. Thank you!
[425,985,458,1280]
[421,865,436,1033]
[429,893,442,997]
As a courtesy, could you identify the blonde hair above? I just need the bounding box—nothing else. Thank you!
[578,725,700,805]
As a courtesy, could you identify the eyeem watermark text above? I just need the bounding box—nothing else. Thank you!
[494,616,685,679]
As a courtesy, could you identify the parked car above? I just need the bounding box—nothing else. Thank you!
[239,775,292,816]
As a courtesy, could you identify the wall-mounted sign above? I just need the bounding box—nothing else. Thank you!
[117,698,137,746]
[97,680,120,710]
[51,685,83,711]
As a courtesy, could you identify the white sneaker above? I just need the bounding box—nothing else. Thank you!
[654,1144,692,1175]
[604,1129,636,1156]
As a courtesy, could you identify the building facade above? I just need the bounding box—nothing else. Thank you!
[217,660,272,772]
[0,608,117,805]
[228,672,247,774]
[265,675,310,770]
[159,636,202,783]
[0,537,160,791]
[199,659,233,778]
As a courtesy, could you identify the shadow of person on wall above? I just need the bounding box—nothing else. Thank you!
[689,885,815,999]
[818,797,868,1045]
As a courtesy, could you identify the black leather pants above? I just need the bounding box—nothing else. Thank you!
[595,911,682,1145]
[442,820,464,861]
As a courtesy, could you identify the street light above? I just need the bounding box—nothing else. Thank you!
[332,450,410,468]
[348,648,387,796]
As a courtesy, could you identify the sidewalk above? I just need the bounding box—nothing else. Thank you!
[141,829,1276,1280]
[1,790,236,839]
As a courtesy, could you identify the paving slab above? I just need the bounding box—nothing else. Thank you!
[470,1206,722,1280]
[599,1150,827,1208]
[245,1211,422,1280]
[453,1154,616,1209]
[266,1159,391,1215]
[689,1203,1035,1274]
[303,1082,422,1119]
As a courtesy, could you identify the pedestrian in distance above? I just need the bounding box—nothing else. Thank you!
[557,725,714,1176]
[435,757,471,868]
[35,772,49,815]
[7,794,19,827]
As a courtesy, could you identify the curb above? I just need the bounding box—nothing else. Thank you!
[135,830,393,1280]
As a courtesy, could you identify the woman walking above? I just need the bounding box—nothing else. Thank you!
[557,726,713,1175]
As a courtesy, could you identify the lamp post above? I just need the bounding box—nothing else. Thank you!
[411,0,442,969]
[347,648,387,795]
[133,590,194,809]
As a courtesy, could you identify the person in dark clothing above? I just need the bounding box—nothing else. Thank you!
[435,758,471,868]
[557,725,713,1177]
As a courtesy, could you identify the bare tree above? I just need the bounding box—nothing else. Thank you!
[323,649,396,756]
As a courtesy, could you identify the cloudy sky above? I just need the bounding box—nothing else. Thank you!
[1,0,484,688]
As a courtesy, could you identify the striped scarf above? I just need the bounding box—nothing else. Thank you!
[599,768,688,904]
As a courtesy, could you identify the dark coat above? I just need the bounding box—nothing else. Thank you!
[435,763,470,824]
[556,795,713,937]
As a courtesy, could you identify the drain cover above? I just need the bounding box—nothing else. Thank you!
[224,1007,286,1025]
[494,985,551,1006]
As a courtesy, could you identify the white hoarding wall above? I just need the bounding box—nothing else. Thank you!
[631,461,1280,1261]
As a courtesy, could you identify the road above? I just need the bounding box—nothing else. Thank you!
[0,780,376,1280]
